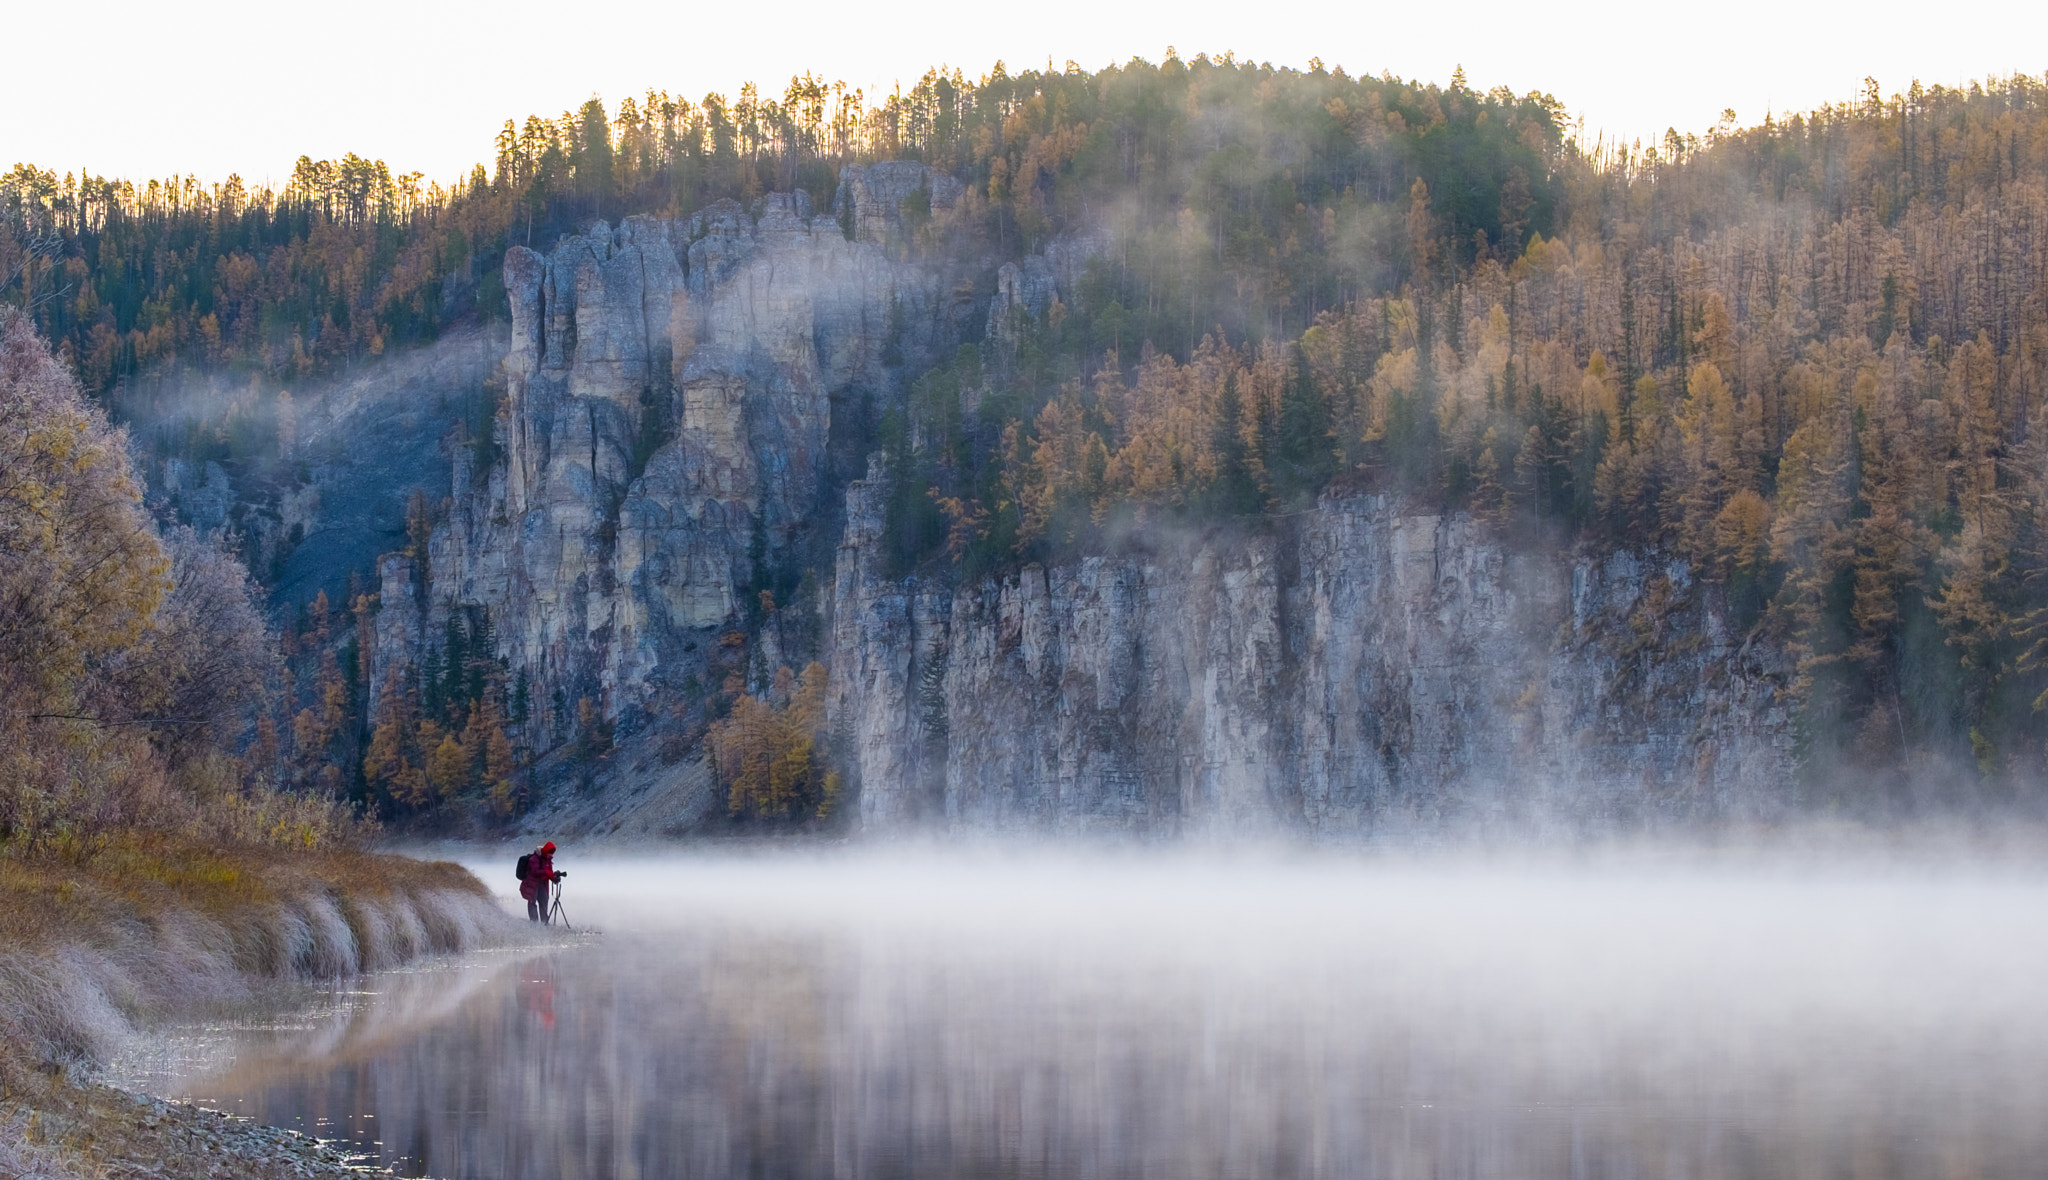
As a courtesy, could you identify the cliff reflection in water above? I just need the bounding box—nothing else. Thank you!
[174,851,2048,1179]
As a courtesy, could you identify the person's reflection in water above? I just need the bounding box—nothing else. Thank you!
[518,960,556,1030]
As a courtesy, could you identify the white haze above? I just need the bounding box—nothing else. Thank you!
[537,845,2048,1115]
[5,0,2042,186]
[472,844,2048,1083]
[125,846,2048,1177]
[494,846,2048,1024]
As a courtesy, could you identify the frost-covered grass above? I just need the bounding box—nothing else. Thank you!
[0,833,508,1079]
[0,1105,78,1179]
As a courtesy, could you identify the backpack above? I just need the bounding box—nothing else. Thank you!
[515,853,531,881]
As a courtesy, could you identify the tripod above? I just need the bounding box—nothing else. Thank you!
[545,882,573,931]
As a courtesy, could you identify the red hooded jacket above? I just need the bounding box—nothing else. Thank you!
[519,846,558,901]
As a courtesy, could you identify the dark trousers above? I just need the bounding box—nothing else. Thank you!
[527,884,550,923]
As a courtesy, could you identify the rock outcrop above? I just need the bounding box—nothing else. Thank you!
[407,163,1796,838]
[830,487,1796,837]
[428,166,977,721]
[147,325,502,612]
[984,230,1105,351]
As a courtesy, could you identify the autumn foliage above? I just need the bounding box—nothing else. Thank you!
[0,309,357,852]
[709,663,837,821]
[865,71,2048,790]
[12,58,2048,809]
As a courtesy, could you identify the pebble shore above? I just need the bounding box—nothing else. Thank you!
[6,1081,387,1179]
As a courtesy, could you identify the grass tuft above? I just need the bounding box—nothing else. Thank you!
[0,831,503,1078]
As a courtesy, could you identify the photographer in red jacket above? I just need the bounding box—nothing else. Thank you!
[517,841,565,923]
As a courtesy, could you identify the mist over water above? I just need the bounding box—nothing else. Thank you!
[127,847,2048,1179]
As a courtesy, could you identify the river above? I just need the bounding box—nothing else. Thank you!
[111,847,2048,1179]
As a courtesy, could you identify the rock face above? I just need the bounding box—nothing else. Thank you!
[147,325,501,612]
[429,166,976,720]
[414,163,1795,837]
[830,488,1796,837]
[984,230,1105,351]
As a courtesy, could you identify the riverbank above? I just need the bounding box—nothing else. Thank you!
[0,836,518,1178]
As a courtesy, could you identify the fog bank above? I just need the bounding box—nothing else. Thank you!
[149,845,2048,1179]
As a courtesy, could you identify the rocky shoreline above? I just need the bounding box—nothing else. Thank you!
[4,1083,380,1179]
[0,847,521,1179]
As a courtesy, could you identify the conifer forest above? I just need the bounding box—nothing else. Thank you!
[6,58,2048,835]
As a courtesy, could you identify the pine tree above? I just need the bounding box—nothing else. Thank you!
[1208,368,1263,514]
[576,98,616,216]
[363,669,428,808]
[1272,351,1335,505]
[1472,431,1507,524]
[427,728,470,800]
[1513,425,1547,518]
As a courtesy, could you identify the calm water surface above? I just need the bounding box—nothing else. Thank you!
[117,850,2048,1179]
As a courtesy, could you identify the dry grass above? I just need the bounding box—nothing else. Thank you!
[0,834,504,1178]
[0,832,505,1080]
[0,1104,84,1178]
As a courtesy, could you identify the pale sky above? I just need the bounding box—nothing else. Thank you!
[7,0,2043,188]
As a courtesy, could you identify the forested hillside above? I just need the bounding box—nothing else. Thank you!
[6,58,2046,826]
[0,307,357,850]
[0,57,1556,407]
[875,69,2048,787]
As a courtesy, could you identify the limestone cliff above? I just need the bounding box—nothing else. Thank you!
[408,164,1796,837]
[424,166,975,724]
[830,481,1796,836]
[150,325,501,612]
